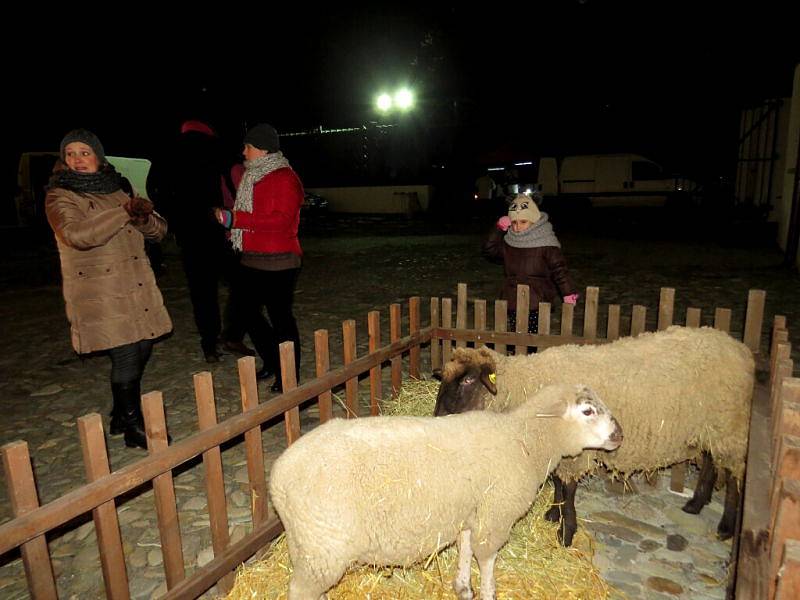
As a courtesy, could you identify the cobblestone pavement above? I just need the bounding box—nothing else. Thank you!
[1,211,798,599]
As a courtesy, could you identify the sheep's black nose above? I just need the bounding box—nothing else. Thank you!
[609,418,623,443]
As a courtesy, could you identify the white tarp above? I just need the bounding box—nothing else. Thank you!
[106,156,152,199]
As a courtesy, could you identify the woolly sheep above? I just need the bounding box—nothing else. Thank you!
[433,325,754,546]
[269,383,622,600]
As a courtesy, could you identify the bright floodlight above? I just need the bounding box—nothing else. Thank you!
[376,93,393,112]
[394,88,414,110]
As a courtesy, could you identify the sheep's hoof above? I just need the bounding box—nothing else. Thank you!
[717,521,735,541]
[558,523,576,547]
[681,498,704,515]
[454,586,473,600]
[543,506,561,523]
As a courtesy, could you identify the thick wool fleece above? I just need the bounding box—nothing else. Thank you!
[460,326,753,481]
[269,385,603,591]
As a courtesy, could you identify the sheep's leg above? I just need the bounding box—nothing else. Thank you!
[544,475,564,522]
[453,529,474,600]
[717,469,739,540]
[288,573,330,600]
[683,451,715,514]
[557,479,579,547]
[471,538,499,600]
[287,552,342,600]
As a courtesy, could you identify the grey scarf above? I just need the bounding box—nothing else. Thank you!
[504,213,561,248]
[231,151,291,250]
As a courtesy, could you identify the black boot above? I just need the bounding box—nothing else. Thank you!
[108,405,124,436]
[112,381,148,449]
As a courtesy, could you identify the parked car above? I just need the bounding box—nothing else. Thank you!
[302,192,329,214]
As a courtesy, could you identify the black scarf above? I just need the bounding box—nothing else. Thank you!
[49,164,123,195]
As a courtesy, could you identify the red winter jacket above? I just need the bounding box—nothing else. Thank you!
[233,167,304,256]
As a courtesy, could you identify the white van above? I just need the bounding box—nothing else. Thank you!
[537,153,697,207]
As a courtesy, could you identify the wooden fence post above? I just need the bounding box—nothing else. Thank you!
[474,299,487,336]
[456,283,468,349]
[367,313,382,416]
[775,539,800,599]
[342,320,359,417]
[770,478,800,599]
[238,357,268,525]
[538,302,551,336]
[686,307,701,328]
[714,307,732,333]
[390,303,403,397]
[409,297,421,379]
[607,305,620,341]
[494,300,508,356]
[583,286,599,340]
[630,305,647,337]
[315,330,333,422]
[142,391,185,589]
[442,297,453,363]
[743,289,766,354]
[1,440,58,600]
[560,300,574,337]
[193,373,234,594]
[658,287,675,330]
[430,298,441,371]
[515,284,530,355]
[77,414,130,600]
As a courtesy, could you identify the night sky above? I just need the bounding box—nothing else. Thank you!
[5,2,798,202]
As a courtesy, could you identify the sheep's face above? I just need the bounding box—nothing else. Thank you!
[433,361,497,416]
[556,385,623,454]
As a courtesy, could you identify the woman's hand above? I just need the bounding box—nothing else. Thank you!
[563,293,579,305]
[214,207,233,229]
[125,196,154,224]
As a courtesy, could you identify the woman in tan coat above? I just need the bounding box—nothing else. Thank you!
[46,129,172,449]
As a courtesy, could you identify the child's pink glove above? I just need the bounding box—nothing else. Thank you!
[497,216,512,231]
[563,293,579,305]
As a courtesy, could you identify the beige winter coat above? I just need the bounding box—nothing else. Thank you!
[45,188,173,354]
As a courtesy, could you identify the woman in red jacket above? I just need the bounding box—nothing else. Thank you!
[216,123,304,392]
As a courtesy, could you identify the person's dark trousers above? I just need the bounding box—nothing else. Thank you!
[181,247,222,356]
[108,340,153,449]
[507,309,540,355]
[220,249,248,345]
[242,266,301,387]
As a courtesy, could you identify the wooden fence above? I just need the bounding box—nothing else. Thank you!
[0,284,797,599]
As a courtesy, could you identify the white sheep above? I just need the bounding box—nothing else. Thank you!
[269,383,622,600]
[433,325,754,546]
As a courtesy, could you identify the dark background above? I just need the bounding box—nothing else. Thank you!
[4,2,798,212]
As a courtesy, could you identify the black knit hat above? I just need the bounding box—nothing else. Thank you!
[243,123,280,152]
[60,129,106,164]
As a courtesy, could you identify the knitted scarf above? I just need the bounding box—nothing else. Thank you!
[231,152,291,251]
[49,164,122,195]
[504,212,561,248]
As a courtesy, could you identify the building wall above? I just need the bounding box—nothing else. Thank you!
[777,64,800,266]
[304,185,433,214]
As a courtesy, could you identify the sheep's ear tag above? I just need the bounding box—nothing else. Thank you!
[488,373,496,384]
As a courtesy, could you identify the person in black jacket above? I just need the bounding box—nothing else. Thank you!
[148,120,253,362]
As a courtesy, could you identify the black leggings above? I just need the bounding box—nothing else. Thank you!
[108,339,153,385]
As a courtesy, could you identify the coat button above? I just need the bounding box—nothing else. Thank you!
[138,283,143,287]
[133,256,138,260]
[144,308,149,312]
